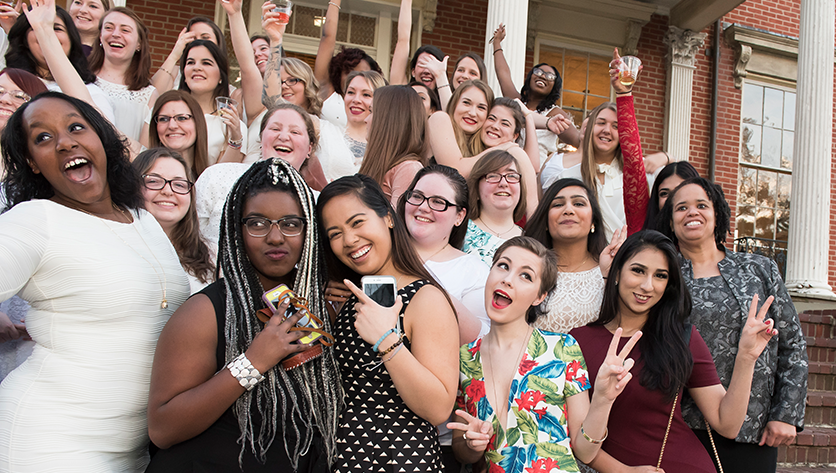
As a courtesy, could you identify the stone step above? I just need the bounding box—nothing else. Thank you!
[778,426,836,466]
[810,363,836,392]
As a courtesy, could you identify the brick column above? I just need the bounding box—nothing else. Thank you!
[662,26,706,161]
[483,0,528,95]
[785,0,835,298]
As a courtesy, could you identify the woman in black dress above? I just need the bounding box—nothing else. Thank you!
[146,158,342,472]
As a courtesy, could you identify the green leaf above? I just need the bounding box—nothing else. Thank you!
[492,416,506,448]
[530,330,547,358]
[485,449,504,464]
[505,426,521,446]
[535,441,570,459]
[460,353,483,380]
[527,374,559,394]
[515,409,539,444]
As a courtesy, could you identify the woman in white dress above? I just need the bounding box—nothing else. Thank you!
[88,7,157,142]
[0,92,189,471]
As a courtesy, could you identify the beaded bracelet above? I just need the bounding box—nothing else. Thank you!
[328,1,340,9]
[382,343,403,362]
[377,335,404,357]
[373,327,398,352]
[581,425,608,444]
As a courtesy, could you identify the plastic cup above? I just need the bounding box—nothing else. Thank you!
[617,56,642,86]
[272,0,292,24]
[215,96,238,113]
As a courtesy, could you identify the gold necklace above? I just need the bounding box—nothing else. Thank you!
[486,326,532,423]
[424,243,449,262]
[562,254,591,273]
[75,205,169,309]
[478,217,516,238]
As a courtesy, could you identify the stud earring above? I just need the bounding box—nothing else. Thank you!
[590,224,595,234]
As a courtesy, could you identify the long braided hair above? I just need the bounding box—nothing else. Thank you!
[217,158,343,467]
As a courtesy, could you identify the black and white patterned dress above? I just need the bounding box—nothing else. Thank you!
[333,279,444,473]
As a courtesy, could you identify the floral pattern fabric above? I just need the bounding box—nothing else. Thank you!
[462,220,518,267]
[457,329,590,473]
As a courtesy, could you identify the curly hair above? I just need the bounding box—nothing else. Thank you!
[1,92,143,211]
[396,164,469,250]
[520,63,562,113]
[4,6,96,83]
[656,177,731,251]
[132,147,215,284]
[178,40,229,109]
[88,7,152,91]
[281,57,322,116]
[328,47,382,97]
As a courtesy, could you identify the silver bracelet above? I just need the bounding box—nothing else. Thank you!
[226,353,264,391]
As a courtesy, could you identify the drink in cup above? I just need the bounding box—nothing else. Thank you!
[617,56,642,86]
[272,0,292,24]
[215,96,238,114]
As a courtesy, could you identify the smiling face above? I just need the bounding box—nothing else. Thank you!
[252,38,270,75]
[142,156,190,233]
[340,58,372,94]
[188,21,218,44]
[100,11,140,64]
[485,246,547,325]
[452,57,480,89]
[411,85,434,117]
[452,86,489,134]
[260,109,312,169]
[478,162,520,215]
[616,247,669,319]
[591,108,619,154]
[404,173,465,248]
[322,193,395,276]
[411,52,438,90]
[547,185,594,245]
[69,0,106,36]
[657,174,685,210]
[23,97,109,208]
[280,68,307,108]
[156,101,196,152]
[343,75,374,125]
[481,105,518,147]
[0,74,28,131]
[243,190,306,291]
[671,183,716,246]
[184,45,220,95]
[528,65,556,96]
[27,17,72,72]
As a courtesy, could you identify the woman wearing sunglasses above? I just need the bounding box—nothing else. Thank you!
[133,148,214,294]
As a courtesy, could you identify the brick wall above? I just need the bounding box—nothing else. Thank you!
[127,0,216,70]
[420,0,489,78]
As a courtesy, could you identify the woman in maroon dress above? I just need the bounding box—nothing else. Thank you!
[571,230,776,472]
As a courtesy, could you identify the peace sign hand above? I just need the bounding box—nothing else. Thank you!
[343,279,403,348]
[738,294,776,363]
[594,327,642,402]
[447,409,494,452]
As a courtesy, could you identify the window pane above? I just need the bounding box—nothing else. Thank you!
[783,92,796,131]
[777,173,791,210]
[293,5,322,38]
[763,87,783,128]
[742,124,761,164]
[757,170,776,208]
[755,207,775,239]
[350,14,376,46]
[738,167,756,205]
[781,130,793,170]
[336,11,349,42]
[562,91,585,113]
[539,48,564,78]
[761,126,782,168]
[562,51,588,94]
[737,205,755,237]
[587,55,611,96]
[776,209,790,243]
[742,83,763,125]
[586,95,608,111]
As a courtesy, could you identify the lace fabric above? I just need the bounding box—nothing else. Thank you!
[535,266,604,333]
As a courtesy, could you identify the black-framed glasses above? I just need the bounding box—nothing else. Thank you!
[404,191,457,212]
[484,172,521,184]
[0,86,30,103]
[281,77,303,87]
[532,68,556,82]
[142,175,193,194]
[154,114,193,124]
[242,216,306,237]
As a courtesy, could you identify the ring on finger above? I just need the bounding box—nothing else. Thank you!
[463,431,468,441]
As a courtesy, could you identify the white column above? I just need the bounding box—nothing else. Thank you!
[662,26,706,161]
[483,0,528,96]
[785,0,835,298]
[376,12,392,81]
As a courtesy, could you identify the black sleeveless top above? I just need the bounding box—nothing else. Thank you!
[145,280,317,472]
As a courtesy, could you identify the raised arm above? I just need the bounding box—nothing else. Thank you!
[150,27,195,93]
[389,0,412,85]
[313,0,341,99]
[261,2,288,109]
[417,54,451,109]
[222,0,265,125]
[490,24,521,100]
[515,98,541,172]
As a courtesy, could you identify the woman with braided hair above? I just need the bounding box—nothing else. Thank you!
[146,158,343,472]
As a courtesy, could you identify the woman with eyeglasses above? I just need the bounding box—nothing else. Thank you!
[461,150,526,266]
[133,148,214,294]
[147,158,342,472]
[148,90,209,179]
[490,24,581,166]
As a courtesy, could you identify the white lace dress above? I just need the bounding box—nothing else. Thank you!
[94,78,156,142]
[535,267,604,333]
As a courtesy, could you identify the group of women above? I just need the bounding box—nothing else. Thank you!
[0,0,808,472]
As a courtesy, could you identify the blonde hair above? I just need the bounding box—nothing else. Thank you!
[282,57,322,116]
[343,70,387,94]
[445,79,494,157]
[580,102,622,191]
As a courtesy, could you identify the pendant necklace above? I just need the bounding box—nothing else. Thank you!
[478,217,516,238]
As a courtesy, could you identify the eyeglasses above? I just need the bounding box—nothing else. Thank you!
[242,216,306,238]
[532,68,557,82]
[142,175,193,195]
[154,114,193,124]
[483,172,521,184]
[281,77,303,87]
[0,86,31,103]
[404,191,458,212]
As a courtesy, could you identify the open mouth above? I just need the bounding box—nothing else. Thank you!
[107,42,125,49]
[485,130,501,140]
[191,74,206,81]
[273,145,292,154]
[494,192,511,197]
[535,79,546,88]
[414,215,433,223]
[350,245,371,260]
[153,201,177,208]
[492,290,512,309]
[256,59,267,66]
[634,293,651,303]
[64,157,92,183]
[685,220,701,227]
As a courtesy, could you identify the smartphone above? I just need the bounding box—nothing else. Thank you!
[361,275,397,308]
[262,284,322,344]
